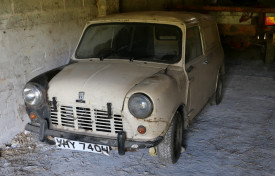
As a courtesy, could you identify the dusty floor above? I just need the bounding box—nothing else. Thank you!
[0,50,275,176]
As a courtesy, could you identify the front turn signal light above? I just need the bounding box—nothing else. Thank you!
[137,125,146,134]
[29,112,36,120]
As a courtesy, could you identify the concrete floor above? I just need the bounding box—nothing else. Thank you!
[0,54,275,176]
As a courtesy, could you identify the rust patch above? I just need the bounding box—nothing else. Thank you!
[143,118,168,124]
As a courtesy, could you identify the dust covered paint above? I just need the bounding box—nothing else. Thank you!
[22,11,224,164]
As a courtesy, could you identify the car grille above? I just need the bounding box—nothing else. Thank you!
[50,105,124,136]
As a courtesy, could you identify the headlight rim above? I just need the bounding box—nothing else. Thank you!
[128,93,154,119]
[23,82,43,106]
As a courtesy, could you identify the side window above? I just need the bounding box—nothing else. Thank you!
[185,26,203,63]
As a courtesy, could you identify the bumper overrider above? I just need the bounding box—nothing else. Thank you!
[25,119,163,155]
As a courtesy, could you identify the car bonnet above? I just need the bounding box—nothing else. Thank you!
[47,61,164,112]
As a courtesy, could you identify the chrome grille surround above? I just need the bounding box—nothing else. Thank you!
[50,105,124,136]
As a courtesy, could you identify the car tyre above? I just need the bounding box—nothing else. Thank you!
[215,74,223,105]
[157,111,183,164]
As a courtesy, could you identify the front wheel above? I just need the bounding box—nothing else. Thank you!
[157,111,183,164]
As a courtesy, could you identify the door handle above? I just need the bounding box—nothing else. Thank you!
[203,59,208,64]
[186,65,194,73]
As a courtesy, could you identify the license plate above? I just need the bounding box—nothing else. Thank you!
[54,137,110,156]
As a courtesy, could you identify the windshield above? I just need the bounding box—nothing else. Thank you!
[75,23,182,64]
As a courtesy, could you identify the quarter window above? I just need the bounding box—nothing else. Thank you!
[185,26,203,63]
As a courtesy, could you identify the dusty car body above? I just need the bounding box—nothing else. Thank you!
[23,11,224,164]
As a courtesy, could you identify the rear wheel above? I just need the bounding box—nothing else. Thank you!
[215,74,223,105]
[157,111,183,164]
[211,73,224,105]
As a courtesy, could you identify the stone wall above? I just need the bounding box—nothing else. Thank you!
[0,0,119,146]
[97,0,119,16]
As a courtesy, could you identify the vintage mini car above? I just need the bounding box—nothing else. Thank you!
[23,11,224,164]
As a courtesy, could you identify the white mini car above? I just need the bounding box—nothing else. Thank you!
[23,11,224,164]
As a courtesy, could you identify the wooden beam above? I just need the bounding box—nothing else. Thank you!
[174,5,275,13]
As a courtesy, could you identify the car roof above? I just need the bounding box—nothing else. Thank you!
[89,11,215,24]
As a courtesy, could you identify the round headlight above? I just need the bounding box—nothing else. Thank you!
[128,93,153,119]
[23,83,43,106]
